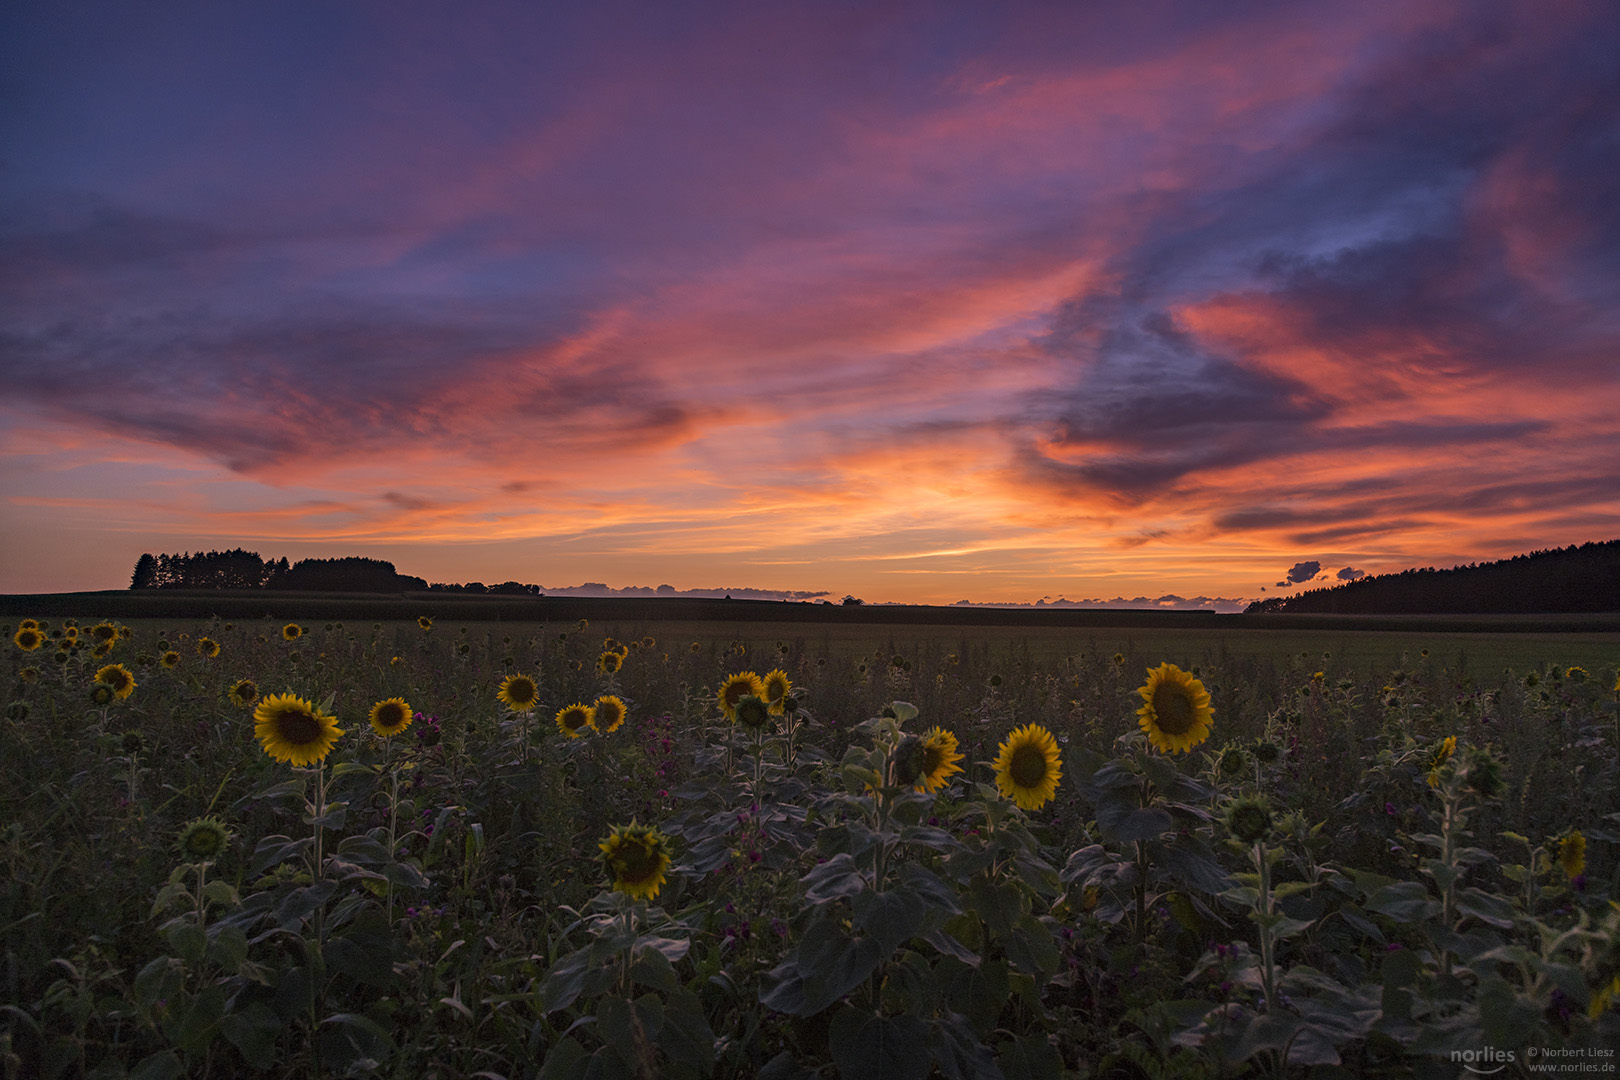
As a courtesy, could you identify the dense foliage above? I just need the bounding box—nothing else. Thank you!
[1246,539,1620,615]
[3,615,1619,1077]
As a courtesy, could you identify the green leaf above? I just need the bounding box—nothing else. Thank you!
[220,1001,282,1069]
[659,988,716,1075]
[854,888,928,956]
[966,878,1027,938]
[803,853,869,903]
[794,919,884,1016]
[163,922,206,966]
[129,1051,183,1080]
[205,923,248,974]
[537,1037,589,1080]
[1364,881,1438,922]
[996,1032,1064,1080]
[828,1007,932,1080]
[628,946,678,993]
[1096,805,1173,845]
[1455,887,1517,929]
[173,984,225,1054]
[1003,915,1059,981]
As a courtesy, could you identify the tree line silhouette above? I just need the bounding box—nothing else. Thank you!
[129,551,429,593]
[1244,539,1620,614]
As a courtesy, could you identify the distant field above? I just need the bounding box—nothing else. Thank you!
[6,590,1616,674]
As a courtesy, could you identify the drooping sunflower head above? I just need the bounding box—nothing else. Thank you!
[717,672,765,721]
[252,693,344,767]
[18,619,38,631]
[761,669,792,713]
[734,694,770,729]
[1425,735,1457,788]
[92,642,112,658]
[228,679,259,708]
[993,724,1063,811]
[196,637,220,658]
[369,697,414,738]
[90,622,119,645]
[418,616,433,631]
[915,727,965,794]
[1136,663,1214,754]
[1252,740,1282,766]
[598,651,623,675]
[593,695,627,734]
[160,650,181,669]
[18,666,38,683]
[889,735,927,787]
[1566,665,1588,682]
[281,623,303,641]
[1560,830,1587,880]
[598,821,672,901]
[1225,794,1274,846]
[95,664,137,700]
[13,628,43,652]
[177,816,234,862]
[556,703,595,738]
[497,674,540,713]
[640,636,655,649]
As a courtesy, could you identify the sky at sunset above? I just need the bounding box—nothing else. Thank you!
[2,0,1617,606]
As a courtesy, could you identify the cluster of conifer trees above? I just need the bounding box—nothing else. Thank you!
[1244,539,1620,614]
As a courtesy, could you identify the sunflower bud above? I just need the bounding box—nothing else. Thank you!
[1252,740,1281,765]
[734,695,770,729]
[1217,745,1248,777]
[91,685,114,706]
[5,701,27,722]
[1462,747,1504,799]
[1225,795,1273,846]
[122,732,144,755]
[890,735,927,787]
[781,695,800,714]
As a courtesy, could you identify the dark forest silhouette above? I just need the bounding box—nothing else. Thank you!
[128,550,550,595]
[1245,539,1620,614]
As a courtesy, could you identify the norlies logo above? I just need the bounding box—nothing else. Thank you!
[1453,1047,1517,1075]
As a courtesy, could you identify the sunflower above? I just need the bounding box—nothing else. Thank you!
[18,619,38,631]
[640,636,655,649]
[18,666,38,683]
[1136,663,1214,754]
[92,642,112,658]
[252,693,343,766]
[196,637,220,658]
[1560,830,1587,880]
[593,695,627,733]
[160,651,181,669]
[418,616,433,630]
[1425,735,1457,788]
[13,628,43,651]
[1225,795,1274,845]
[228,679,259,708]
[734,695,770,729]
[281,623,303,642]
[177,816,233,861]
[556,702,595,738]
[95,664,137,701]
[603,637,621,652]
[915,727,965,794]
[369,698,414,737]
[598,651,623,675]
[761,669,792,714]
[497,674,539,712]
[599,821,672,901]
[717,672,765,721]
[994,724,1062,810]
[90,622,119,645]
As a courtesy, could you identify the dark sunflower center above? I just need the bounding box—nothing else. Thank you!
[725,684,749,707]
[564,710,587,730]
[923,745,943,774]
[509,682,535,705]
[615,840,659,884]
[601,705,622,726]
[1151,684,1197,735]
[186,828,226,857]
[377,704,406,727]
[1009,744,1048,788]
[276,708,323,746]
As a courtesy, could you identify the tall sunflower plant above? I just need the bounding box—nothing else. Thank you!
[533,825,719,1080]
[756,704,1049,1078]
[1063,664,1233,941]
[661,673,821,877]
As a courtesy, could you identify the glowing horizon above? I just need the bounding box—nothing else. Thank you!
[3,1,1617,604]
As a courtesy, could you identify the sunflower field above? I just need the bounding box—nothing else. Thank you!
[3,614,1620,1078]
